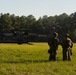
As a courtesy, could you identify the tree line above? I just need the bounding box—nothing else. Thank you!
[0,12,76,42]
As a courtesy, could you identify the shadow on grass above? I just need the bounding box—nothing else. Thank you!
[0,58,63,63]
[27,42,34,45]
[1,60,50,64]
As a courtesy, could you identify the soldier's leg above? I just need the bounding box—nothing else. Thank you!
[65,51,68,60]
[49,51,53,61]
[68,50,71,61]
[63,50,64,60]
[63,50,66,60]
[53,50,56,61]
[63,49,68,61]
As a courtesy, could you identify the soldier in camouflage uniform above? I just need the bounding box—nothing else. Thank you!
[48,32,59,61]
[61,34,73,61]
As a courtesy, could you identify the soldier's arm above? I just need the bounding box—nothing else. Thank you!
[57,38,60,45]
[71,41,73,48]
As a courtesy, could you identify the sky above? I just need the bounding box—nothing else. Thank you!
[0,0,76,19]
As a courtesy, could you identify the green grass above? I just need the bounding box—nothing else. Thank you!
[0,42,76,75]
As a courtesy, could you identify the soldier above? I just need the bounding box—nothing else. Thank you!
[48,32,59,61]
[61,34,73,61]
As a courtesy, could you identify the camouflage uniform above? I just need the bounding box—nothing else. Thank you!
[61,34,73,61]
[48,32,59,61]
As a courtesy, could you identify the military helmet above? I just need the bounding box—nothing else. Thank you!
[53,32,58,37]
[65,33,69,37]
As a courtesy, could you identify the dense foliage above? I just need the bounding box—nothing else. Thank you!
[0,12,76,42]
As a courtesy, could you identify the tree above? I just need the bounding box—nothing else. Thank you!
[0,13,12,29]
[32,17,44,34]
[10,15,20,29]
[19,15,27,29]
[25,15,36,30]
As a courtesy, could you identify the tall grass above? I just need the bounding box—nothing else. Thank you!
[0,43,76,75]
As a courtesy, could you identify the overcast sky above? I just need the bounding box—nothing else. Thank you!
[0,0,76,19]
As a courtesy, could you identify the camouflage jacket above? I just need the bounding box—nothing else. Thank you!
[61,37,73,49]
[48,37,59,50]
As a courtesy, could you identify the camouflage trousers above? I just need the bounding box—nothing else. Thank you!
[49,49,57,61]
[62,47,72,61]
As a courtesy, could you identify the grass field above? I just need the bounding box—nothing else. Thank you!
[0,42,76,75]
